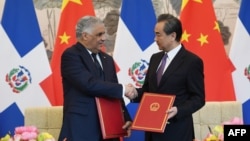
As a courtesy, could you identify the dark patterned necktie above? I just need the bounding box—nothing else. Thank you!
[91,53,104,80]
[157,53,168,86]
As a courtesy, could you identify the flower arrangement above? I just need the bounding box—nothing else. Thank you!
[0,126,55,141]
[203,117,243,141]
[204,125,224,141]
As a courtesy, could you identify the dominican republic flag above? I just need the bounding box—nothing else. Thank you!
[0,0,52,136]
[229,0,250,124]
[113,0,158,140]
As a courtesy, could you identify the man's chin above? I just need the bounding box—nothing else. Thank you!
[158,47,163,51]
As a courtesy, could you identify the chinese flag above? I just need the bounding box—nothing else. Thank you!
[180,0,235,101]
[50,0,95,105]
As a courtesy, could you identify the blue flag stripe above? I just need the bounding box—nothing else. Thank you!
[243,100,250,124]
[2,0,42,57]
[239,0,250,35]
[120,0,156,51]
[0,103,24,137]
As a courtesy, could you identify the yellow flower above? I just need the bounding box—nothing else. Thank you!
[213,125,223,136]
[0,134,11,141]
[205,134,219,141]
[37,132,55,141]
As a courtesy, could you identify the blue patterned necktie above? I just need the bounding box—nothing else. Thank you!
[157,53,168,86]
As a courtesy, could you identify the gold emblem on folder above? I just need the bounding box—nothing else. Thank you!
[150,102,160,111]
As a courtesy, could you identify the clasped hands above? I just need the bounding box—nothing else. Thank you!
[124,83,138,99]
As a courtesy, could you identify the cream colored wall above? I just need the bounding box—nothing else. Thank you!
[214,0,240,54]
[0,0,4,19]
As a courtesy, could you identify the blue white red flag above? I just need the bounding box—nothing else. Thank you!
[0,0,52,136]
[229,0,250,124]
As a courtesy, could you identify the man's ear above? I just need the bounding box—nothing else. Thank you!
[82,32,88,40]
[170,32,177,40]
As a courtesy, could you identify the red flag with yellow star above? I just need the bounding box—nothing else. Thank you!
[180,0,235,101]
[50,0,95,105]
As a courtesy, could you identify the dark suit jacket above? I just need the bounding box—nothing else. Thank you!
[134,46,205,141]
[58,42,131,141]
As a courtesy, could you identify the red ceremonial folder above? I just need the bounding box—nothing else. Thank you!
[95,97,127,139]
[132,92,175,133]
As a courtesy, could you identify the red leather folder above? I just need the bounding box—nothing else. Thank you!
[132,92,175,133]
[95,97,127,139]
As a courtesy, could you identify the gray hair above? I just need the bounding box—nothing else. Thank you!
[76,16,104,38]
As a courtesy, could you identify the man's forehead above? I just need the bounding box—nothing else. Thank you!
[92,24,105,32]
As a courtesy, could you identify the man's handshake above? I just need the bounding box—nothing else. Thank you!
[124,83,138,100]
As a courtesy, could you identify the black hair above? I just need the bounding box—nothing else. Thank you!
[157,14,183,42]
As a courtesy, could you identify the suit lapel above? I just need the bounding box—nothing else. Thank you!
[75,43,99,75]
[160,47,186,84]
[98,52,108,80]
[98,52,106,71]
[151,52,165,87]
[152,52,165,72]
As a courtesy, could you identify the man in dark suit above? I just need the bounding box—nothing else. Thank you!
[58,16,136,141]
[129,14,205,141]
